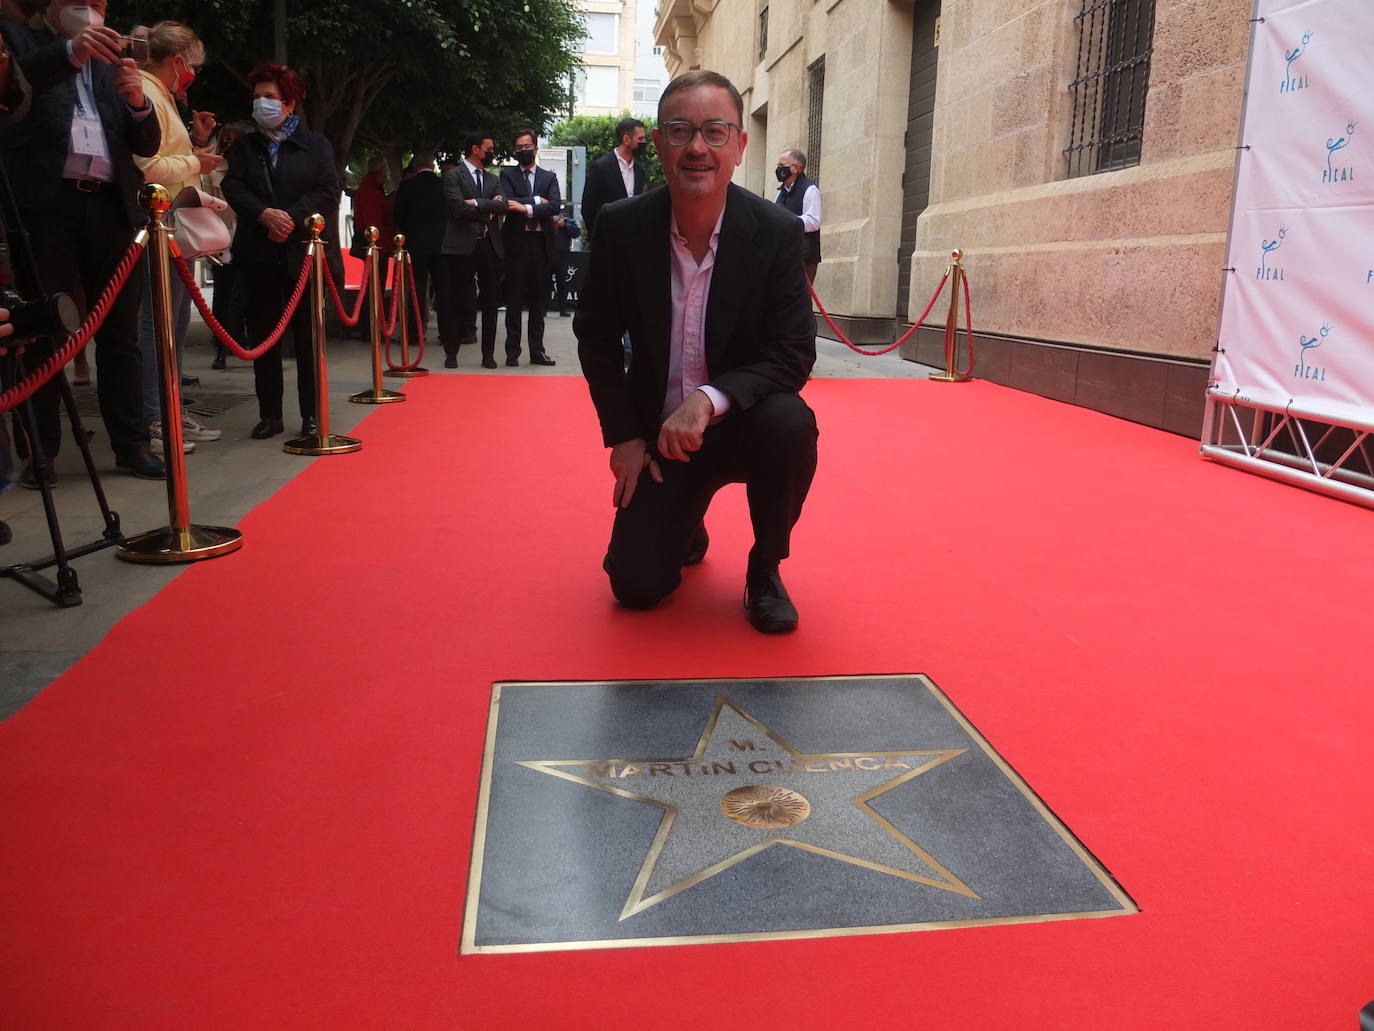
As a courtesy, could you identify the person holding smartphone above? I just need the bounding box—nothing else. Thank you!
[1,0,164,483]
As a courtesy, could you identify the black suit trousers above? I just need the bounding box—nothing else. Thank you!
[14,186,148,460]
[603,393,819,609]
[244,261,316,421]
[446,239,501,358]
[502,232,550,358]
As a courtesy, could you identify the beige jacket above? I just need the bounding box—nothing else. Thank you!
[132,69,199,199]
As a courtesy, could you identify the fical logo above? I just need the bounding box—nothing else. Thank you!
[1323,121,1356,184]
[1281,32,1312,93]
[1295,322,1332,382]
[1258,226,1286,282]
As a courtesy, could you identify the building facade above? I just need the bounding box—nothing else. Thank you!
[573,0,672,118]
[653,0,1254,435]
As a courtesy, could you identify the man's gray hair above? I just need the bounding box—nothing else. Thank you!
[781,148,807,170]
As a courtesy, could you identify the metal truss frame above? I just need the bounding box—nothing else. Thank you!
[1200,390,1374,510]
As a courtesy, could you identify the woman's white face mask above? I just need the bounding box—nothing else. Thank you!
[253,96,286,130]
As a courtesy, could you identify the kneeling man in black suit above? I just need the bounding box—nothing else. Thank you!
[575,70,818,633]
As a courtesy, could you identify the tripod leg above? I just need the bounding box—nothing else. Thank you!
[57,368,122,541]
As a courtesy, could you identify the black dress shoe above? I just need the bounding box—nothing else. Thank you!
[19,461,58,490]
[444,354,458,369]
[181,373,200,388]
[0,519,11,546]
[300,417,318,437]
[211,354,227,371]
[530,354,557,366]
[743,563,799,634]
[481,357,498,369]
[683,522,709,566]
[250,418,284,439]
[115,448,166,480]
[504,356,520,367]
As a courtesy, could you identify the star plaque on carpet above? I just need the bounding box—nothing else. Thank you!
[462,676,1135,953]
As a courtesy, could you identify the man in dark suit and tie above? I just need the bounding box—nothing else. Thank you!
[498,129,559,366]
[580,116,645,245]
[575,71,818,634]
[440,133,505,369]
[3,0,165,481]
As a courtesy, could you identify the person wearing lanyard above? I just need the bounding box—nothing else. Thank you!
[2,0,165,482]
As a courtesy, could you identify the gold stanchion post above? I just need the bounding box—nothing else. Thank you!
[349,225,405,405]
[118,185,244,563]
[385,234,428,378]
[929,249,972,383]
[284,214,362,455]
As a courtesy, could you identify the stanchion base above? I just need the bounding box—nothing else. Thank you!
[282,433,363,455]
[385,367,429,378]
[116,524,243,564]
[928,372,973,383]
[349,388,407,405]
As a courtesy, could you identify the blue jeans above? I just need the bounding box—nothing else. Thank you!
[138,252,194,426]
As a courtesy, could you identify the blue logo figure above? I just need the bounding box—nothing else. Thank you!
[1258,225,1286,281]
[1282,32,1312,93]
[1295,322,1331,382]
[1324,121,1356,183]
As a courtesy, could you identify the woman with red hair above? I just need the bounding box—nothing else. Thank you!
[221,62,340,440]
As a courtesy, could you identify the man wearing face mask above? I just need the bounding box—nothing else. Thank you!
[498,129,560,367]
[440,133,505,369]
[773,148,820,283]
[2,0,165,482]
[581,116,646,245]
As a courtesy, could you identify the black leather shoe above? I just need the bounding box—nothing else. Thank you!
[181,373,200,388]
[743,563,799,634]
[683,522,709,566]
[530,354,557,366]
[504,356,520,367]
[444,354,458,369]
[115,448,166,480]
[19,461,58,490]
[482,356,498,369]
[0,519,11,546]
[211,354,227,371]
[300,416,318,437]
[250,418,284,439]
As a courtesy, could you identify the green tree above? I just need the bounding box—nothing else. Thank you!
[548,112,663,189]
[123,0,583,176]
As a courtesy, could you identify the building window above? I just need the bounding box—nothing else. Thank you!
[758,6,769,63]
[576,65,620,108]
[807,57,825,183]
[1065,0,1155,177]
[634,79,661,104]
[581,12,619,55]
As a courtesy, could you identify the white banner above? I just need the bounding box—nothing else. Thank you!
[1214,0,1374,430]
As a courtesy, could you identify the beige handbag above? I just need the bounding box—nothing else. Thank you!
[169,186,232,262]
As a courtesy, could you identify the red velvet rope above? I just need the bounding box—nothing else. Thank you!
[957,270,976,378]
[384,260,426,372]
[808,273,949,358]
[174,244,312,361]
[0,237,146,414]
[321,253,370,327]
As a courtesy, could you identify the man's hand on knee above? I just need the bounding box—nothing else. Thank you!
[609,438,663,509]
[657,389,714,462]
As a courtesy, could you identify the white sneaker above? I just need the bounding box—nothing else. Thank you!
[149,422,195,455]
[181,413,222,442]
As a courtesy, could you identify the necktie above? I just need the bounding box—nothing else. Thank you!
[471,166,481,194]
[526,170,534,197]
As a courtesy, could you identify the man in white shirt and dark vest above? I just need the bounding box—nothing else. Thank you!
[773,148,821,283]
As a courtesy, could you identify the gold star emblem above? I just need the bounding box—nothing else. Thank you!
[519,696,979,919]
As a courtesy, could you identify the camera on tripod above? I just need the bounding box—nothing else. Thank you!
[0,217,79,343]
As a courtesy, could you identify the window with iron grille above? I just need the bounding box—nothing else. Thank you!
[758,6,769,63]
[807,57,825,183]
[1065,0,1156,178]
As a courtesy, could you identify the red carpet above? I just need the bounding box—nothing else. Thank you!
[1,375,1371,1029]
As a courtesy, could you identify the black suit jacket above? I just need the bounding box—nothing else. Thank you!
[441,162,505,258]
[581,151,645,240]
[0,19,160,226]
[575,184,816,448]
[499,164,561,264]
[392,170,445,255]
[220,127,340,264]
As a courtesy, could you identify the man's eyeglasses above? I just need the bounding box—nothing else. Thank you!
[661,119,740,148]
